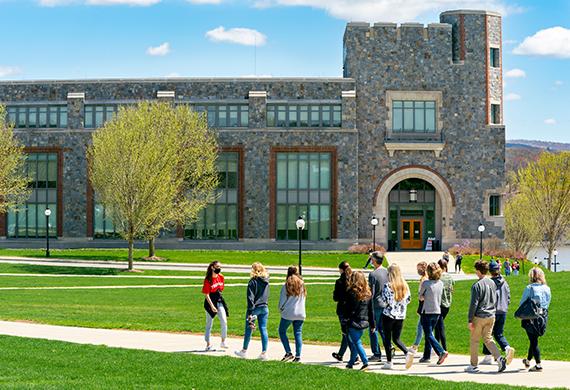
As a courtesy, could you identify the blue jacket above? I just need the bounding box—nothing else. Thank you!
[520,283,551,310]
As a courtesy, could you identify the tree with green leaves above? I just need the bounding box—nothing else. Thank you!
[88,102,218,270]
[504,193,541,259]
[0,105,31,214]
[515,152,570,269]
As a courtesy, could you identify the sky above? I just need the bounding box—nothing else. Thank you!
[0,0,569,142]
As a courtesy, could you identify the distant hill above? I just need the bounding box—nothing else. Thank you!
[507,140,570,151]
[505,140,570,172]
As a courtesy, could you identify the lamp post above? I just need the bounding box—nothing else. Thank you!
[553,250,559,273]
[45,208,52,258]
[371,215,379,251]
[477,223,485,260]
[296,216,305,275]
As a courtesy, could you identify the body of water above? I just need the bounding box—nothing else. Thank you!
[528,245,570,272]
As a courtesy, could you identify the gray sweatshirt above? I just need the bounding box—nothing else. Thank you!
[279,285,306,321]
[491,275,511,314]
[468,277,497,322]
[368,266,389,310]
[419,279,443,314]
[246,277,270,315]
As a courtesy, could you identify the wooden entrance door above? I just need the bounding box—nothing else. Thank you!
[401,219,423,249]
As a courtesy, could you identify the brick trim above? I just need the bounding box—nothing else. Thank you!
[372,165,456,207]
[459,14,466,61]
[269,146,338,240]
[2,147,65,238]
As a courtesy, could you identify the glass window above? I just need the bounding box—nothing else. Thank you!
[275,152,332,240]
[84,105,119,128]
[93,200,120,239]
[185,152,240,240]
[392,100,437,133]
[490,47,500,68]
[490,195,501,216]
[491,104,501,124]
[266,104,342,128]
[188,104,248,128]
[4,105,67,129]
[7,153,58,238]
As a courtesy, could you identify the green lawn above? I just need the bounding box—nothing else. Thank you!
[0,248,372,268]
[0,335,530,390]
[0,264,567,361]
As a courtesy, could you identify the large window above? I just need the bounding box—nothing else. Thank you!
[7,153,58,238]
[185,152,239,240]
[276,152,332,240]
[191,104,248,128]
[490,104,501,125]
[84,104,119,128]
[392,101,436,133]
[6,105,67,129]
[490,47,500,68]
[489,195,501,217]
[93,201,120,239]
[267,104,341,128]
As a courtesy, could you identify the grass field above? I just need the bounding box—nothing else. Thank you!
[0,335,531,390]
[0,262,567,361]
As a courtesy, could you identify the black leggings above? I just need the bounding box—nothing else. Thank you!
[526,329,541,364]
[434,306,450,351]
[381,315,408,362]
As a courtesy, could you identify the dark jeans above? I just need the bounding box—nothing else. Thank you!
[483,313,509,355]
[347,327,368,366]
[381,315,408,362]
[279,319,304,358]
[368,307,384,357]
[526,329,541,364]
[455,261,462,273]
[421,313,444,359]
[434,306,450,351]
[337,315,348,357]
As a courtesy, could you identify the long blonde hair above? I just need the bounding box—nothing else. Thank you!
[529,267,547,285]
[250,262,269,279]
[388,263,410,302]
[285,266,306,297]
[347,271,371,301]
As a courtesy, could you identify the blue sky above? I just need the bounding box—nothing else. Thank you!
[0,0,569,142]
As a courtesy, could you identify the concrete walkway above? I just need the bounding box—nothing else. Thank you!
[0,321,566,389]
[0,256,476,281]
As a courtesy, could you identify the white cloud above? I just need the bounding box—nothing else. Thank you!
[504,68,526,78]
[505,92,521,101]
[554,80,564,86]
[187,0,222,3]
[146,42,170,56]
[39,0,160,6]
[206,26,267,46]
[0,66,22,78]
[513,27,570,58]
[544,118,557,125]
[251,0,520,22]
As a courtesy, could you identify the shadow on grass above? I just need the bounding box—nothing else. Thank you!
[3,264,123,276]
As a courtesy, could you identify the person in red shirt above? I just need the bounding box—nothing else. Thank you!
[202,261,228,351]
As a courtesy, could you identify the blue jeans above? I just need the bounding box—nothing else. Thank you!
[414,318,423,346]
[347,327,368,366]
[243,306,269,352]
[368,307,384,357]
[279,318,304,358]
[483,313,509,354]
[421,313,444,359]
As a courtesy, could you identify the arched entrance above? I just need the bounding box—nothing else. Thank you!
[373,166,456,251]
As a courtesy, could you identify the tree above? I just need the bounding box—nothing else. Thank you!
[88,102,218,270]
[516,152,570,269]
[0,105,31,214]
[504,193,541,258]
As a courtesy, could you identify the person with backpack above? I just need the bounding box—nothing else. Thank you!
[380,263,415,370]
[202,261,228,351]
[519,267,551,372]
[332,261,353,363]
[434,259,454,352]
[278,266,306,363]
[344,271,375,371]
[480,260,515,366]
[235,262,270,361]
[465,260,507,373]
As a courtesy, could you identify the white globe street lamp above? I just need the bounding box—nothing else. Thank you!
[45,208,52,258]
[296,216,305,275]
[478,223,485,260]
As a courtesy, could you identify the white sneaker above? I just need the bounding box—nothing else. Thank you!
[220,342,229,349]
[505,347,515,365]
[479,355,493,365]
[234,350,247,358]
[405,352,415,369]
[258,352,268,361]
[205,345,213,352]
[382,362,393,370]
[465,365,480,373]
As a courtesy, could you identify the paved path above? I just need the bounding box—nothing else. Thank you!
[0,256,476,281]
[0,321,566,389]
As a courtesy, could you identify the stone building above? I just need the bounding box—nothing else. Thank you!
[0,9,505,250]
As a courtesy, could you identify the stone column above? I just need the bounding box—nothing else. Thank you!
[341,90,356,130]
[67,92,85,129]
[248,90,267,129]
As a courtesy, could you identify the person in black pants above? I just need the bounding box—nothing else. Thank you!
[332,261,353,362]
[455,254,463,273]
[434,259,455,352]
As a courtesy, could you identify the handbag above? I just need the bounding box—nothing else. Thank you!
[514,287,542,320]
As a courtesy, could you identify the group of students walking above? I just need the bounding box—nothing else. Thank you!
[201,253,552,373]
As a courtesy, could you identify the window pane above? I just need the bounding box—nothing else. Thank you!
[425,109,436,131]
[240,105,249,127]
[322,106,331,127]
[289,106,298,127]
[393,108,403,131]
[28,107,37,127]
[218,106,227,127]
[287,156,298,189]
[229,106,238,127]
[299,106,308,127]
[414,106,425,131]
[267,106,276,127]
[310,106,320,127]
[332,105,342,127]
[277,105,287,127]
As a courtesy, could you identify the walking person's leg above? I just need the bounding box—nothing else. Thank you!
[381,315,394,363]
[481,317,506,372]
[279,318,293,357]
[368,309,382,360]
[470,317,484,368]
[412,317,423,351]
[293,320,304,359]
[349,327,368,367]
[423,314,445,360]
[346,327,359,367]
[205,312,214,348]
[437,306,449,351]
[257,308,269,354]
[493,313,509,352]
[218,303,228,346]
[392,319,408,354]
[241,313,253,351]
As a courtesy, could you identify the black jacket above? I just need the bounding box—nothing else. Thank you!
[333,273,349,317]
[246,277,270,315]
[344,291,375,330]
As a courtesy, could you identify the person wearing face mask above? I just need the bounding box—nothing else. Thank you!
[202,261,229,351]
